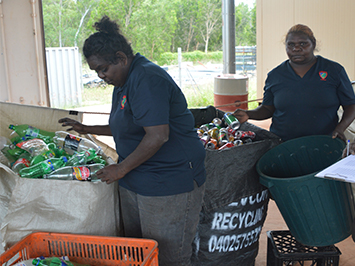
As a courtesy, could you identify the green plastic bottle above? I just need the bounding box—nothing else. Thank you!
[87,155,107,166]
[30,149,56,166]
[47,142,70,158]
[19,156,68,179]
[9,124,55,143]
[32,257,75,266]
[66,148,98,166]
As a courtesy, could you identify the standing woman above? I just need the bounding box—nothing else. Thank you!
[59,16,206,266]
[234,24,355,142]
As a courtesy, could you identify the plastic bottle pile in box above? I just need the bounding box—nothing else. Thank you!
[0,124,106,182]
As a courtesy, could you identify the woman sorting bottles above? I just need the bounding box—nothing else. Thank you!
[234,24,355,142]
[59,16,206,266]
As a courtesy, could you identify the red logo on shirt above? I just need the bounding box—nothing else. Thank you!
[319,71,328,81]
[121,95,127,109]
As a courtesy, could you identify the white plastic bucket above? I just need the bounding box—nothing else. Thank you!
[214,75,249,112]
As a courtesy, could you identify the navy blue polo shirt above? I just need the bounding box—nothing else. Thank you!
[263,56,355,141]
[109,53,206,196]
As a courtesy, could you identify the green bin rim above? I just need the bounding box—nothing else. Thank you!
[256,135,345,181]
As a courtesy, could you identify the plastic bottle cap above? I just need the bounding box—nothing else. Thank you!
[9,125,14,129]
[63,156,68,162]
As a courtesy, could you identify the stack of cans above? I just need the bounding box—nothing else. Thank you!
[197,113,256,150]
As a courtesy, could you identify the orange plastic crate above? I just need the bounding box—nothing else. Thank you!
[0,232,159,266]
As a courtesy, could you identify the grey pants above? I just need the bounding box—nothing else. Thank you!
[119,182,205,266]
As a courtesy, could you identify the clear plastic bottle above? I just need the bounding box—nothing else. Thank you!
[19,156,68,179]
[11,151,32,174]
[0,136,24,164]
[52,131,102,155]
[43,163,105,182]
[15,138,55,166]
[9,124,55,143]
[0,136,12,166]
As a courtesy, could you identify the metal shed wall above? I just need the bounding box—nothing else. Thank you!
[46,47,82,108]
[256,0,355,99]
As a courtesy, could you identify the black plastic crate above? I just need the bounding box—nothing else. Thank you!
[267,230,341,266]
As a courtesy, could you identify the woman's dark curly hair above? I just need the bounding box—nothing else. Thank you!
[83,16,134,64]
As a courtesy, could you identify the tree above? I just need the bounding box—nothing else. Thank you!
[130,0,177,60]
[41,0,255,60]
[195,0,222,53]
[86,0,143,38]
[173,0,199,52]
[86,0,127,34]
[249,3,256,45]
[43,0,99,48]
[235,3,255,46]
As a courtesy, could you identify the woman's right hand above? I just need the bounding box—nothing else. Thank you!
[342,141,355,158]
[233,109,249,124]
[58,117,88,134]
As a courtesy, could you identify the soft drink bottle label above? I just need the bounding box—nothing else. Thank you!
[24,126,40,138]
[72,166,91,181]
[64,134,82,151]
[43,159,56,171]
[12,157,30,168]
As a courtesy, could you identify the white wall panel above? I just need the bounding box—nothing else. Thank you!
[0,0,48,106]
[256,0,355,98]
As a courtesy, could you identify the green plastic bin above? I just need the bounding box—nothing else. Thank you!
[257,135,355,247]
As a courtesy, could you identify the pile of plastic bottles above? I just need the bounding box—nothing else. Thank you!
[12,256,90,266]
[197,112,256,150]
[0,124,106,182]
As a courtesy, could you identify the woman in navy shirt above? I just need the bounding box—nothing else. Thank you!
[234,24,355,142]
[59,16,206,266]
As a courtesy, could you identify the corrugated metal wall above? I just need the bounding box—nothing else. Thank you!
[0,0,48,106]
[256,0,355,99]
[46,47,83,108]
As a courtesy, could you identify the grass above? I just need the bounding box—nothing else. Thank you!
[80,74,258,110]
[81,84,113,107]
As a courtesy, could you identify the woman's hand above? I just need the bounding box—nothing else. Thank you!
[233,109,249,124]
[342,141,355,158]
[332,126,347,142]
[96,164,127,184]
[58,117,88,134]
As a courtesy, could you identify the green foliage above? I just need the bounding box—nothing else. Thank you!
[157,51,223,66]
[130,0,178,60]
[183,83,214,108]
[158,52,177,66]
[195,0,222,53]
[42,0,256,60]
[235,3,256,46]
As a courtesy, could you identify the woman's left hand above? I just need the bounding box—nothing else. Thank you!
[96,164,126,184]
[332,128,346,142]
